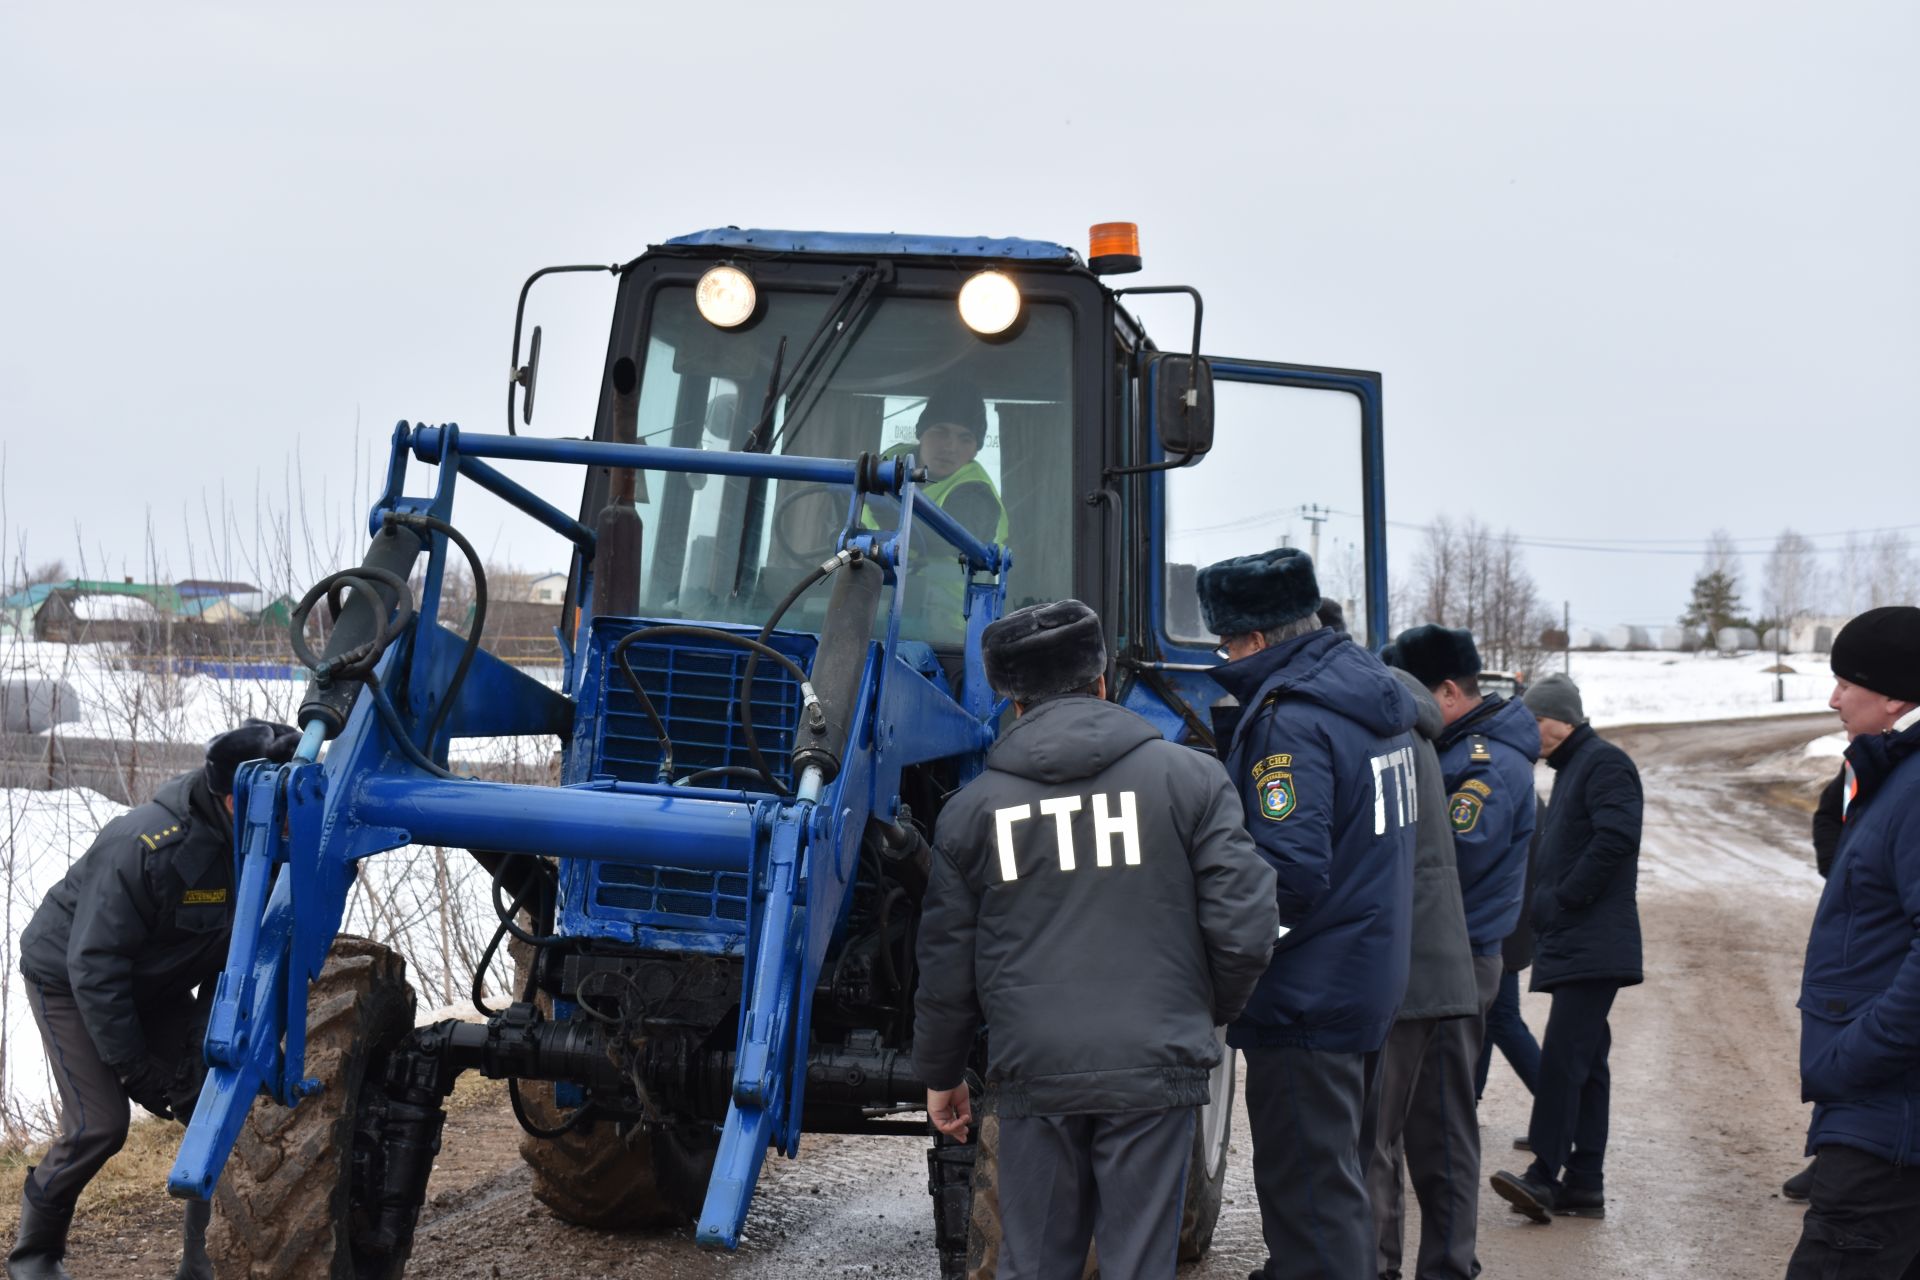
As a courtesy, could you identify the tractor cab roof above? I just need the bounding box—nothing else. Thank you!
[659,227,1082,266]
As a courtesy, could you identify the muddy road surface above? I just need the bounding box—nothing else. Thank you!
[44,713,1839,1278]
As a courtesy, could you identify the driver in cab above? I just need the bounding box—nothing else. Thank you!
[890,386,1007,549]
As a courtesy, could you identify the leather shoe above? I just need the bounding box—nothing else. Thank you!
[1556,1183,1605,1218]
[1490,1168,1555,1224]
[1782,1163,1814,1202]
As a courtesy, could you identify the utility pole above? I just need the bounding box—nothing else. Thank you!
[1299,504,1330,565]
[1563,601,1571,675]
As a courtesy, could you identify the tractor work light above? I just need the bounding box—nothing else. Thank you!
[958,270,1021,336]
[1089,221,1142,275]
[696,264,757,328]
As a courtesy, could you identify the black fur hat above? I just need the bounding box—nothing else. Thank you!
[1389,624,1483,690]
[205,718,302,796]
[916,385,987,443]
[983,599,1108,702]
[1195,548,1320,638]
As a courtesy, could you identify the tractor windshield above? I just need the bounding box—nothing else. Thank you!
[612,282,1074,645]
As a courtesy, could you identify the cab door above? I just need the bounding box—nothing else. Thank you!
[1126,357,1387,744]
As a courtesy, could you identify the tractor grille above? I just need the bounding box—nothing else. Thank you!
[581,623,816,936]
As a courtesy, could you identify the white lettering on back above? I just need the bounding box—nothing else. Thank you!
[1038,795,1083,871]
[1090,791,1141,867]
[993,803,1032,881]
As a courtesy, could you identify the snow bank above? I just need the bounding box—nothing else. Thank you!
[1560,650,1835,728]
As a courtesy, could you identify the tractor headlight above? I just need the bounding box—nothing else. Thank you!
[958,270,1021,336]
[695,265,757,328]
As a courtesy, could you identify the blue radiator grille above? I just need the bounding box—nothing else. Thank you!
[579,623,816,937]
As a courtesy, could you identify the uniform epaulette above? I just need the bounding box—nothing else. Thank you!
[135,821,188,852]
[1469,734,1492,763]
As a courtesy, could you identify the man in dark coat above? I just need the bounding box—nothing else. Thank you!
[1383,625,1541,1276]
[1783,765,1849,1202]
[1369,667,1480,1280]
[9,719,300,1280]
[914,600,1277,1280]
[1199,547,1417,1280]
[1491,673,1643,1223]
[1785,606,1920,1279]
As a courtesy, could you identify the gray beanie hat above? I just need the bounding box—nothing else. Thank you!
[1523,672,1586,725]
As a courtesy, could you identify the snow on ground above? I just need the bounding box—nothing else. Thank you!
[1562,649,1835,727]
[0,786,131,1134]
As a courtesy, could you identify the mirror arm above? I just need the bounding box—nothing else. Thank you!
[1105,284,1207,480]
[507,262,622,435]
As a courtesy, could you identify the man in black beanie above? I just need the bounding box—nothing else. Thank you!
[11,718,300,1280]
[1785,606,1920,1279]
[1197,547,1418,1280]
[914,600,1277,1279]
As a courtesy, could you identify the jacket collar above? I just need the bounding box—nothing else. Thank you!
[1843,719,1920,815]
[1547,722,1596,772]
[1208,627,1336,705]
[1435,694,1503,751]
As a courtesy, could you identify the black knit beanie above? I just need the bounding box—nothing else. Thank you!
[1831,607,1920,702]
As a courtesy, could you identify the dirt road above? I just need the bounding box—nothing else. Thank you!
[43,712,1841,1278]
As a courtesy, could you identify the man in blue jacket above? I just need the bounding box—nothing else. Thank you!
[1200,548,1417,1280]
[1381,625,1539,1277]
[1491,673,1642,1223]
[1785,606,1920,1279]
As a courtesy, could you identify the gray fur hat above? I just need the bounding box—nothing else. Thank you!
[983,599,1108,702]
[1195,548,1320,638]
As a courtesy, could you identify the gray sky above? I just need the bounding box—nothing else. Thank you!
[4,1,1914,632]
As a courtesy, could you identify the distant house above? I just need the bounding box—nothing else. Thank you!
[527,573,569,605]
[31,580,183,642]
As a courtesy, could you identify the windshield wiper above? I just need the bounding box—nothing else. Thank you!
[766,262,890,453]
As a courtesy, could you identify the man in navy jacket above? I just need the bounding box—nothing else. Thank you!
[1383,625,1539,1277]
[1201,547,1417,1280]
[1786,606,1920,1279]
[1491,673,1643,1224]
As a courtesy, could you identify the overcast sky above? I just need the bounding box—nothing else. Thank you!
[3,1,1914,632]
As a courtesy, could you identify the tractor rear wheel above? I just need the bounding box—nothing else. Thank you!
[207,937,416,1280]
[509,938,713,1228]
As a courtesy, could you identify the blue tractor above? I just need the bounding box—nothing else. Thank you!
[167,226,1389,1277]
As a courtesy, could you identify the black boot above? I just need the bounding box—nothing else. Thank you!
[1783,1163,1815,1202]
[174,1197,212,1280]
[7,1174,75,1280]
[1489,1167,1557,1224]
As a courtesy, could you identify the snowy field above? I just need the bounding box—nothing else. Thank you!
[1562,648,1836,728]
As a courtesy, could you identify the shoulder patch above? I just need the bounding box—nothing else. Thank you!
[1251,753,1293,778]
[181,888,228,906]
[1460,778,1492,798]
[1449,790,1483,834]
[1470,734,1492,763]
[136,822,186,851]
[1257,768,1297,821]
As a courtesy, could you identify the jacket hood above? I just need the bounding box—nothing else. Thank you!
[985,695,1162,785]
[1212,628,1417,740]
[1440,694,1542,761]
[1389,667,1444,740]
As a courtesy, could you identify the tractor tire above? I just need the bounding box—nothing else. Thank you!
[1177,1033,1236,1262]
[207,937,416,1280]
[508,937,707,1229]
[962,1034,1236,1278]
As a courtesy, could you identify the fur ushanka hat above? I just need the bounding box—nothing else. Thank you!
[1195,547,1320,638]
[1388,624,1483,690]
[982,599,1108,702]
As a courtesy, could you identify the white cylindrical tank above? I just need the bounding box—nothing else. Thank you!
[1655,626,1694,652]
[1715,626,1760,652]
[1606,625,1651,651]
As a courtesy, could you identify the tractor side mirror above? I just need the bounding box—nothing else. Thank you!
[1153,353,1214,461]
[514,325,543,426]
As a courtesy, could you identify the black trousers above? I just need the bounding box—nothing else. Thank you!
[23,980,132,1212]
[995,1107,1195,1280]
[1524,980,1618,1191]
[1785,1145,1920,1279]
[1245,1046,1373,1280]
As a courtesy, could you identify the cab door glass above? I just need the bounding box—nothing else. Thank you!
[1163,382,1369,646]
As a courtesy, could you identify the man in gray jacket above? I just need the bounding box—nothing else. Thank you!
[1370,666,1482,1280]
[914,599,1278,1280]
